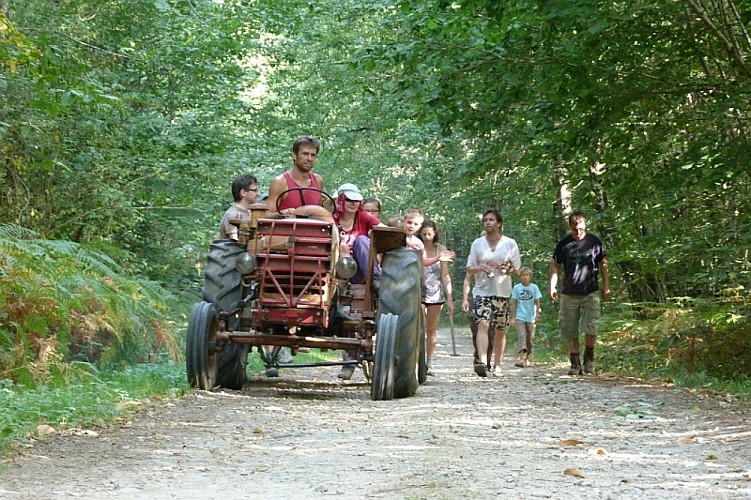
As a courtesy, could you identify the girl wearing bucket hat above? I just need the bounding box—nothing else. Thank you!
[333,183,385,380]
[332,183,384,285]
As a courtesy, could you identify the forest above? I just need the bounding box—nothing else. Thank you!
[1,0,750,390]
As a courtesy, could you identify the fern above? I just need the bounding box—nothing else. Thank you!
[0,224,38,239]
[74,247,119,277]
[0,224,185,384]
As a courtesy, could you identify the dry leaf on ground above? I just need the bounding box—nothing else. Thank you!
[556,439,585,446]
[564,468,585,478]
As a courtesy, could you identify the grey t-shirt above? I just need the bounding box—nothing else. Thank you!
[216,203,249,240]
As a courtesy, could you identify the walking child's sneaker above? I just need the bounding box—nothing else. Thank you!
[427,358,436,377]
[568,352,582,376]
[515,349,526,368]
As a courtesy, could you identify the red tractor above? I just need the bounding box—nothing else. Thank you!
[186,189,426,400]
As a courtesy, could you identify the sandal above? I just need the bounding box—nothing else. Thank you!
[514,361,524,368]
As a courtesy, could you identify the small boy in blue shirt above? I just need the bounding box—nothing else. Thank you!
[510,267,542,367]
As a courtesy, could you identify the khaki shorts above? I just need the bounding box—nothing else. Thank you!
[558,292,601,340]
[515,321,536,352]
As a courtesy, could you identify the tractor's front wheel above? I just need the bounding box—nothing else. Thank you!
[418,309,428,385]
[371,313,397,400]
[215,344,248,390]
[186,301,218,390]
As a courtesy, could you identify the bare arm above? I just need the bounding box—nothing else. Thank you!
[548,260,560,302]
[600,257,611,299]
[441,260,454,315]
[423,248,456,267]
[265,176,288,217]
[461,273,472,313]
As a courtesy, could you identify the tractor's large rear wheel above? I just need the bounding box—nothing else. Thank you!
[371,313,397,400]
[202,240,248,387]
[186,301,218,390]
[203,240,244,321]
[377,247,423,399]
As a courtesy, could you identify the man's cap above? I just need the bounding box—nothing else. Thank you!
[336,183,363,201]
[260,192,269,201]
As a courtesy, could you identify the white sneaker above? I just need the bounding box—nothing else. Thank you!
[338,365,355,380]
[278,347,294,364]
[490,366,502,377]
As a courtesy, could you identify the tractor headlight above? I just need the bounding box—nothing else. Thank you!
[335,256,357,280]
[235,252,257,274]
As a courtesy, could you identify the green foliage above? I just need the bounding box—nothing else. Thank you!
[2,0,750,400]
[246,348,339,373]
[1,0,270,291]
[0,359,188,456]
[0,224,185,383]
[349,0,751,305]
[599,300,751,393]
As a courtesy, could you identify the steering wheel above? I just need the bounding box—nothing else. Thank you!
[275,187,336,216]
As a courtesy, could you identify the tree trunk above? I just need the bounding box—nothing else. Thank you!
[551,159,570,241]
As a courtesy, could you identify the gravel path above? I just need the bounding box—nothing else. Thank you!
[1,327,750,499]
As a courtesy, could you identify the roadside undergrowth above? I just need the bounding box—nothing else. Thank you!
[0,359,188,458]
[447,299,750,397]
[0,224,186,387]
[598,300,751,396]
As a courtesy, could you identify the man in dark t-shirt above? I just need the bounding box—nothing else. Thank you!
[549,211,611,376]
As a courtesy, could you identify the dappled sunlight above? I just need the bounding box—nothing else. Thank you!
[3,331,750,499]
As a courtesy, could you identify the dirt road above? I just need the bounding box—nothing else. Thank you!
[1,328,750,499]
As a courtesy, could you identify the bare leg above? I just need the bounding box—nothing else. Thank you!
[476,319,491,367]
[493,327,507,369]
[584,334,596,350]
[469,314,479,364]
[568,337,580,353]
[424,304,442,360]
